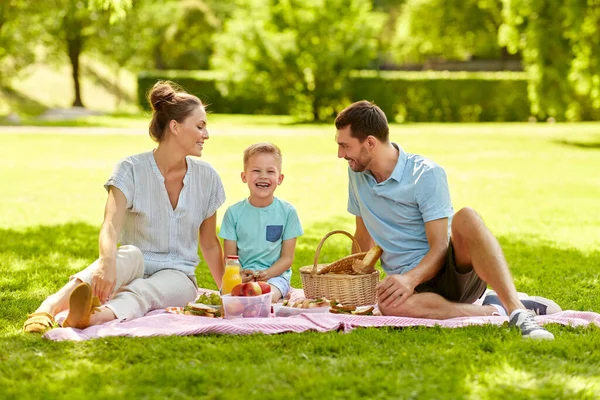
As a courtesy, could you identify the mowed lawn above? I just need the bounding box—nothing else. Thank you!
[1,117,599,399]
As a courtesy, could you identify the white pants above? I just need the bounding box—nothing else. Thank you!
[71,245,197,321]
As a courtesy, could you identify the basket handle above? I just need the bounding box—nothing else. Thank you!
[312,230,362,275]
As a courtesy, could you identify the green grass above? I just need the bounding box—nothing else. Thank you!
[1,119,600,399]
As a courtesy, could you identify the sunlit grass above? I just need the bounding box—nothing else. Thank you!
[1,118,599,399]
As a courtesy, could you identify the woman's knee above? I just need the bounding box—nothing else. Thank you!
[117,245,144,277]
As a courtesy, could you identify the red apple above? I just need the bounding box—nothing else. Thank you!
[231,283,243,297]
[257,282,271,294]
[241,282,262,296]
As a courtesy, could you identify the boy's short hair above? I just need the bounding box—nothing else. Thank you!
[243,142,283,169]
[334,100,389,143]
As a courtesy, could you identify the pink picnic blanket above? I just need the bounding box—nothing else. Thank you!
[43,288,600,342]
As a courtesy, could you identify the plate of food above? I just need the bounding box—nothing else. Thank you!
[184,302,222,318]
[272,298,331,317]
[183,292,223,317]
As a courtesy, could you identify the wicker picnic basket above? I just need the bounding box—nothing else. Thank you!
[299,230,380,307]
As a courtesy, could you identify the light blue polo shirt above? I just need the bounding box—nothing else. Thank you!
[219,197,303,281]
[347,143,454,275]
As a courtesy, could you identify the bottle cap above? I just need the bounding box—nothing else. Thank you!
[226,255,239,260]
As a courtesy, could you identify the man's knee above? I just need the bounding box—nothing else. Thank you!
[452,207,485,240]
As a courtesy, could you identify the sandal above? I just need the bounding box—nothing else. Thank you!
[63,282,101,329]
[23,312,55,333]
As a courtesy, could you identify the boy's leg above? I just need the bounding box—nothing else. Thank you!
[32,245,145,318]
[269,286,283,303]
[266,275,290,303]
[98,269,197,322]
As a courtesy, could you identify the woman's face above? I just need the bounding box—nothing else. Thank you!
[174,106,209,157]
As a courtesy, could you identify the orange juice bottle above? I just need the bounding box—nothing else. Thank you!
[221,256,242,295]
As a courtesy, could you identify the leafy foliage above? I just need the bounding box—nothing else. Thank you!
[0,1,44,83]
[393,0,504,63]
[98,0,220,71]
[500,0,600,121]
[211,0,385,121]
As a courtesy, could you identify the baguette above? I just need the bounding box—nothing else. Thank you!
[352,245,382,274]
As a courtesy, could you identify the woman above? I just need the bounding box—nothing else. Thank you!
[23,81,225,332]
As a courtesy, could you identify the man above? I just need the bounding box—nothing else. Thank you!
[335,100,560,339]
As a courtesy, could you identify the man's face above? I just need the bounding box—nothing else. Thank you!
[336,126,372,172]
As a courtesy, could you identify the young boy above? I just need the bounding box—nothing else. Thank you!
[219,142,303,302]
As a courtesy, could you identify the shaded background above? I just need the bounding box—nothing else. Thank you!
[2,0,600,123]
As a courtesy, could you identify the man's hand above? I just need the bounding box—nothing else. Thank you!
[91,258,117,304]
[377,274,417,309]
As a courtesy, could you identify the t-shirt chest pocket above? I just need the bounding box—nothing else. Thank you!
[266,225,283,243]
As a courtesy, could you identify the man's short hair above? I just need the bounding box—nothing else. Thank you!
[334,100,389,142]
[243,142,283,169]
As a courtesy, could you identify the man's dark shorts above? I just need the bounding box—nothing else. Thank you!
[414,240,487,304]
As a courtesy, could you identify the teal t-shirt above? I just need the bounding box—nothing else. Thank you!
[219,197,303,281]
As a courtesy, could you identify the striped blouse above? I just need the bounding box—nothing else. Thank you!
[104,151,225,277]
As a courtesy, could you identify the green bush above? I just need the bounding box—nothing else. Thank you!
[138,69,536,122]
[348,70,531,122]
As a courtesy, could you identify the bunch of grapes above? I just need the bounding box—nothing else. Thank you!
[196,293,222,306]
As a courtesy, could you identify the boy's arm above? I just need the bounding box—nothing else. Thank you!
[257,238,297,280]
[223,239,238,258]
[199,212,225,289]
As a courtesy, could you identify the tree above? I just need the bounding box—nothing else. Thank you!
[393,0,504,64]
[98,0,220,72]
[0,1,44,84]
[211,0,384,121]
[500,0,600,120]
[37,0,131,108]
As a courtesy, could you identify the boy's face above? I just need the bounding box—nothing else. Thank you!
[241,152,284,200]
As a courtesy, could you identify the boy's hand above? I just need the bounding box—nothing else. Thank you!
[241,269,255,283]
[255,271,269,281]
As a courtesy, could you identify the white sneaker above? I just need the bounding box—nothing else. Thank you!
[509,310,555,340]
[483,293,562,315]
[524,296,562,315]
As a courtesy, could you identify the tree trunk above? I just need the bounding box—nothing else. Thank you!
[154,43,166,70]
[114,67,121,109]
[67,33,84,108]
[312,95,320,121]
